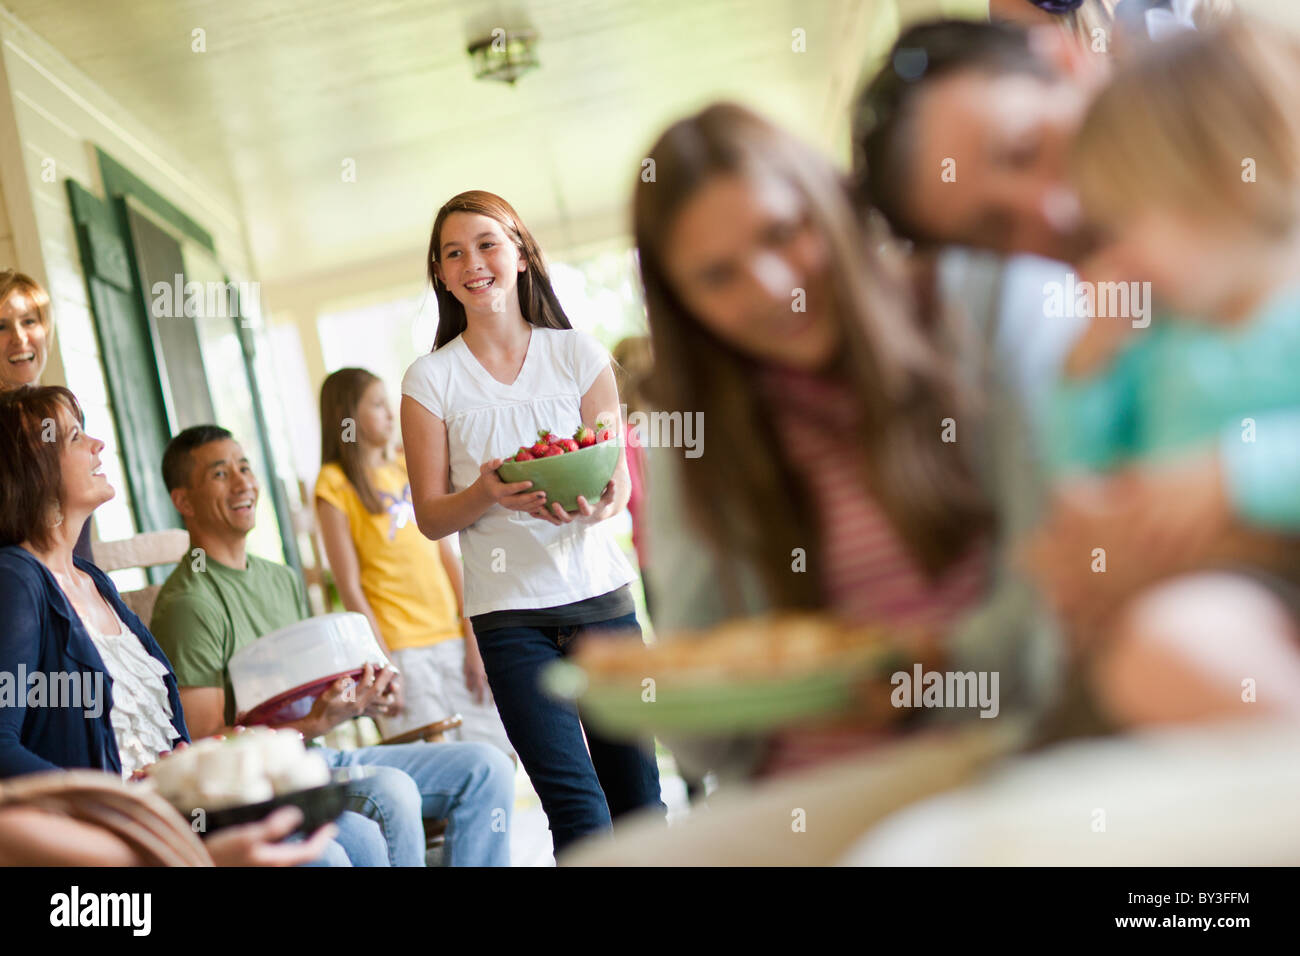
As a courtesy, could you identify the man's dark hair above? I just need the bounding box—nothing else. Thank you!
[851,19,1058,243]
[162,424,234,492]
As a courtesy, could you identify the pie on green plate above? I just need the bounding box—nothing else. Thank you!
[541,614,920,737]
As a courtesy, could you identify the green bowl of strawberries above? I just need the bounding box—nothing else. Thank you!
[497,425,619,513]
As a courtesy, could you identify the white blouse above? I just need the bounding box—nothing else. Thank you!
[402,328,636,617]
[84,605,181,778]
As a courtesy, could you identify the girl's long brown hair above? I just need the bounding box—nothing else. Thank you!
[320,368,388,515]
[426,190,572,350]
[634,103,993,612]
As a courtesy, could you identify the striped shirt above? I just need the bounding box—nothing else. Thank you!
[756,364,991,777]
[760,364,989,631]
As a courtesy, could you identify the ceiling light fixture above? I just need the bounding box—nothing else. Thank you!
[467,28,540,86]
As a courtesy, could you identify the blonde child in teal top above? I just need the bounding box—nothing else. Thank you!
[1050,285,1300,530]
[1032,16,1300,729]
[1053,16,1300,528]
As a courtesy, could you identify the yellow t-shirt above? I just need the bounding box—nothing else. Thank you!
[314,457,461,651]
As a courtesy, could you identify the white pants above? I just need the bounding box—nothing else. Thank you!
[379,639,515,760]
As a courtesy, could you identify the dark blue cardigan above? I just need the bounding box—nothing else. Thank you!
[0,545,190,778]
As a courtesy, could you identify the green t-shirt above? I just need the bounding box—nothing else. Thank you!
[150,551,307,725]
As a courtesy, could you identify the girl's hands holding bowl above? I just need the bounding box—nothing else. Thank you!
[529,480,618,525]
[477,458,548,512]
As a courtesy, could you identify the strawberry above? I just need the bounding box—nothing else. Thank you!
[595,421,613,443]
[574,425,595,448]
[538,428,559,444]
[514,446,535,462]
[529,439,549,457]
[541,444,565,458]
[558,438,579,453]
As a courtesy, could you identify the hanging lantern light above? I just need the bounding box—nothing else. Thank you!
[467,28,540,86]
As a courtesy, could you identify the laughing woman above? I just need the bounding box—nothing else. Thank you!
[0,271,50,390]
[0,270,96,562]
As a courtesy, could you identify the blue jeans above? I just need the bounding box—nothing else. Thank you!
[318,741,515,866]
[475,612,665,854]
[300,813,387,867]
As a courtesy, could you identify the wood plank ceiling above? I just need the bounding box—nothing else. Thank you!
[4,0,901,281]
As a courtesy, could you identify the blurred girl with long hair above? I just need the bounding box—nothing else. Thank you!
[634,103,1058,777]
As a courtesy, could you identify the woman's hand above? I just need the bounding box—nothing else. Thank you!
[1022,453,1234,646]
[203,806,337,867]
[1104,455,1233,575]
[476,458,547,512]
[528,480,619,526]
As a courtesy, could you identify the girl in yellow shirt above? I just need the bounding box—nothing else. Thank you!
[315,368,513,757]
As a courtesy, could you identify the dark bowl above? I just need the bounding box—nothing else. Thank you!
[198,766,373,839]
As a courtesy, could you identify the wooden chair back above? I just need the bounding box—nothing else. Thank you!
[92,529,190,628]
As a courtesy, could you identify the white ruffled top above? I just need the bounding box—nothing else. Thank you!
[83,605,181,778]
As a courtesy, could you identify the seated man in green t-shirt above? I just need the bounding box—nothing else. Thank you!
[150,425,514,866]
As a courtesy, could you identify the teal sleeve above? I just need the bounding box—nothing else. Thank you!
[1045,345,1141,474]
[1220,410,1300,530]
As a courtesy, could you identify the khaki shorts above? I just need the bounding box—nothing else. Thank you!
[379,640,515,760]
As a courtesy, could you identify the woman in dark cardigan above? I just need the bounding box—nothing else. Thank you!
[0,385,338,865]
[0,385,189,777]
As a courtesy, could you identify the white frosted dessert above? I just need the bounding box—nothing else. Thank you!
[145,727,331,811]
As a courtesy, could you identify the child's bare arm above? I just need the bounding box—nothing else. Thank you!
[402,396,544,539]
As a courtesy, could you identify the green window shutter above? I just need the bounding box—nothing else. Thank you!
[66,178,179,538]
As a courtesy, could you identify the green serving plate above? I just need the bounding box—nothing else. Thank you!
[497,441,619,512]
[542,645,908,738]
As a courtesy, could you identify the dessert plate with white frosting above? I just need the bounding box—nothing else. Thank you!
[144,727,368,837]
[201,766,370,837]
